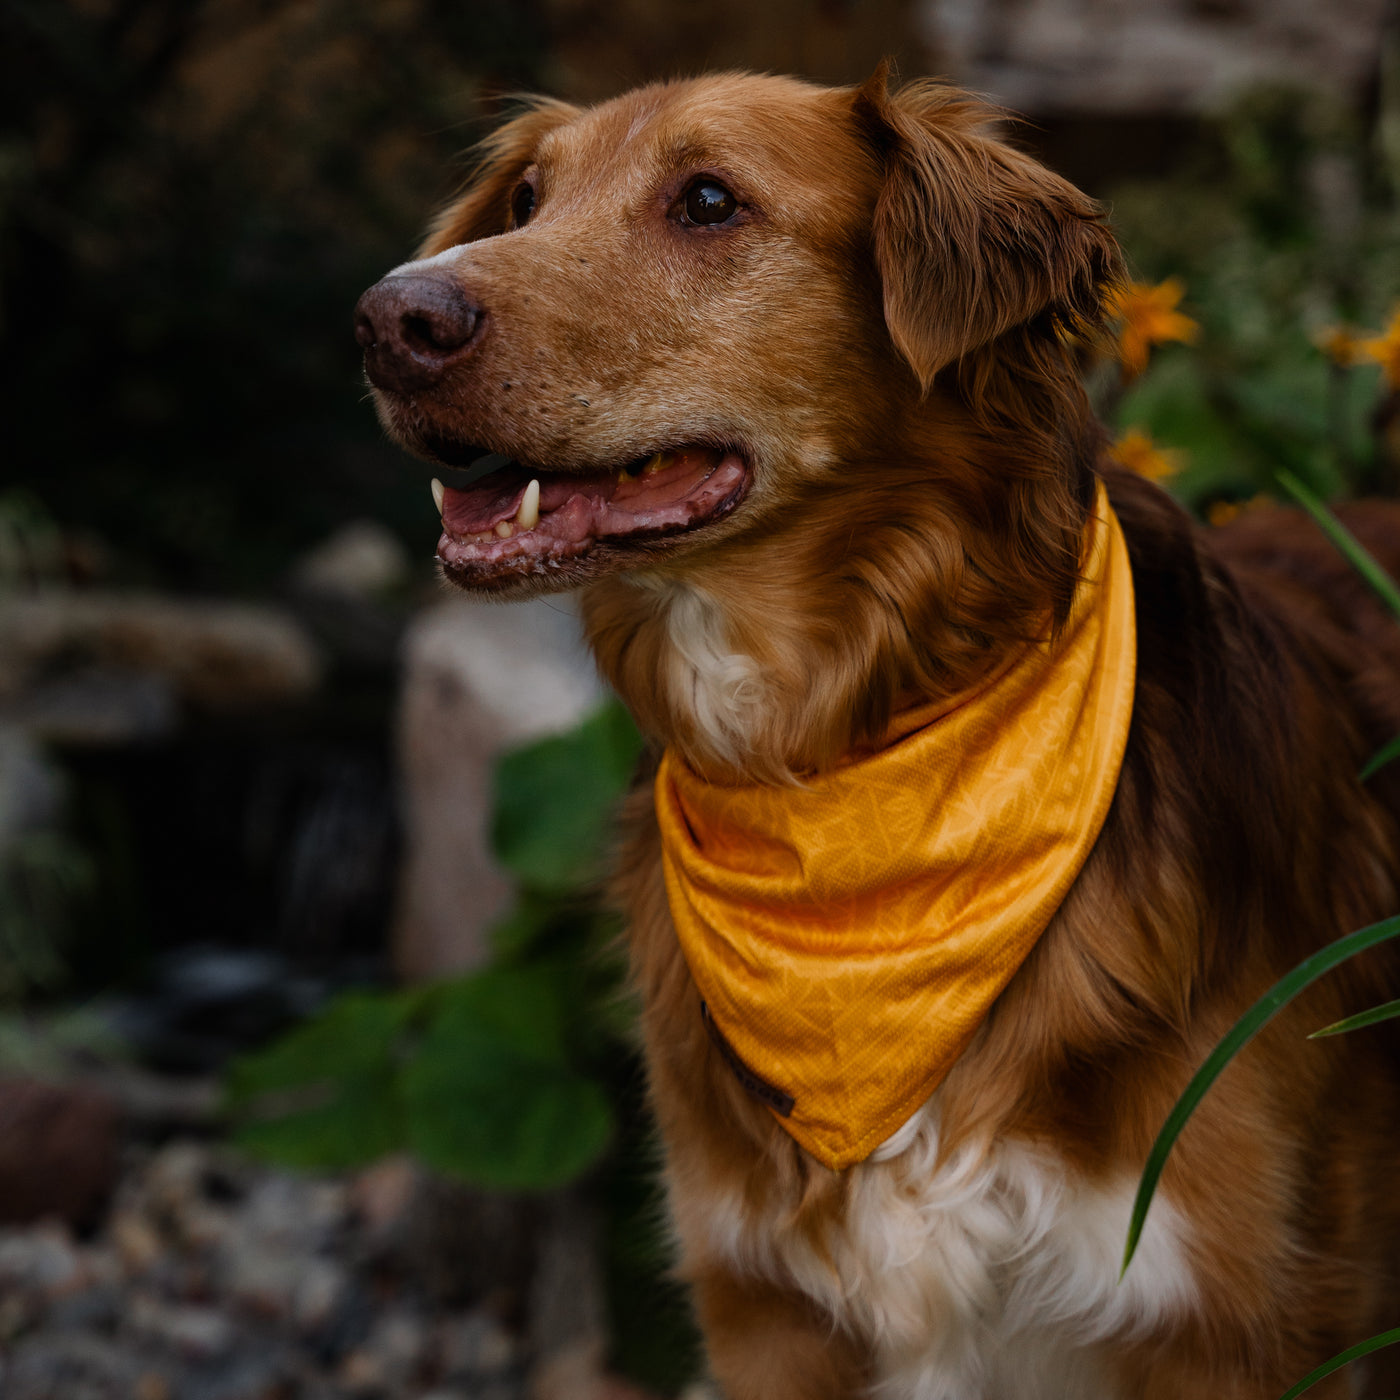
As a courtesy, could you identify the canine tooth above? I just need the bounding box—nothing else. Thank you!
[518,479,540,529]
[495,520,514,538]
[431,477,445,513]
[643,452,669,476]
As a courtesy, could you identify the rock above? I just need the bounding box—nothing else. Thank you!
[289,1257,346,1333]
[0,1078,122,1228]
[437,1308,520,1381]
[109,1210,164,1276]
[125,1293,235,1359]
[0,724,63,843]
[392,593,603,978]
[917,0,1388,116]
[104,948,345,1075]
[347,1154,420,1256]
[0,592,322,740]
[218,1173,347,1318]
[292,520,410,600]
[0,1221,85,1298]
[2,1330,147,1400]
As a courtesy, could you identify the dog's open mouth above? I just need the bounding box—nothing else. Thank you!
[432,444,751,586]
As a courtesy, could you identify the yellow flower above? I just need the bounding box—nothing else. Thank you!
[1106,278,1199,380]
[1316,324,1367,368]
[1358,305,1400,391]
[1110,427,1182,482]
[1206,494,1269,528]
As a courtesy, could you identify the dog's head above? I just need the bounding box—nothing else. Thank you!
[356,69,1120,774]
[357,68,1116,585]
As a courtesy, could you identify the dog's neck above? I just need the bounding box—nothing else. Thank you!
[583,361,1104,784]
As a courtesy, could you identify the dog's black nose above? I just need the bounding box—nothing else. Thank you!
[354,274,483,394]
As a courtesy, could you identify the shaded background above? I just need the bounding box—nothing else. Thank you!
[2,2,1400,1398]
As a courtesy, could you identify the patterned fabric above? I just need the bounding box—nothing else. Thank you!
[655,485,1137,1169]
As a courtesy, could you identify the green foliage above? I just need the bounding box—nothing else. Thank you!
[493,702,644,896]
[1276,469,1400,619]
[403,967,615,1191]
[1309,997,1400,1038]
[1277,1327,1400,1400]
[226,699,641,1191]
[1122,914,1400,1275]
[0,829,93,1003]
[227,991,411,1170]
[1105,85,1400,511]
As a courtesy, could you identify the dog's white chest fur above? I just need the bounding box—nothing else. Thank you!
[675,1104,1198,1400]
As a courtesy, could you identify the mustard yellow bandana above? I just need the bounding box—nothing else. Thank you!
[655,484,1136,1169]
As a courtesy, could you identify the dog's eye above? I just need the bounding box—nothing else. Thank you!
[682,180,738,226]
[511,181,536,228]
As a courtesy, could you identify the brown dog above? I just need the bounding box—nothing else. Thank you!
[356,69,1400,1399]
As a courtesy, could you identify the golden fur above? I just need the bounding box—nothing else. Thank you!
[359,68,1400,1398]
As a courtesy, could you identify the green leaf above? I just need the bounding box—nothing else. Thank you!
[1276,470,1400,621]
[492,700,643,894]
[1362,734,1400,782]
[226,991,411,1170]
[1123,915,1400,1274]
[1309,998,1400,1039]
[488,890,566,962]
[403,964,614,1190]
[1276,1327,1400,1400]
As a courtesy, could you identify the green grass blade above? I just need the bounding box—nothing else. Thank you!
[1309,997,1400,1039]
[1276,469,1400,622]
[1362,734,1400,782]
[1122,914,1400,1275]
[1276,1327,1400,1400]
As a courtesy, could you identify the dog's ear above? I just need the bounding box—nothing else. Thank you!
[419,97,581,256]
[854,65,1120,390]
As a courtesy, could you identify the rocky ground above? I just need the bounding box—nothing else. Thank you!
[0,1074,686,1400]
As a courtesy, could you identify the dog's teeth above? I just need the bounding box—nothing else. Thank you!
[494,520,514,538]
[431,478,445,513]
[643,452,669,476]
[518,479,540,530]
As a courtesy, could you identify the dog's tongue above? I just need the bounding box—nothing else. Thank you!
[438,447,742,546]
[442,474,529,535]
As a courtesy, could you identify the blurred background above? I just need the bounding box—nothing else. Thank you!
[2,2,1399,1398]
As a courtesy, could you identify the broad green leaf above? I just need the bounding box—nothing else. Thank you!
[1277,1327,1400,1400]
[488,890,566,962]
[1123,915,1400,1274]
[226,991,410,1170]
[403,964,614,1190]
[1362,734,1400,782]
[1276,470,1400,621]
[1310,998,1400,1039]
[492,700,643,894]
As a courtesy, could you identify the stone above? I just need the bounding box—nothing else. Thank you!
[291,520,410,599]
[125,1293,235,1359]
[2,1330,146,1400]
[0,724,62,843]
[392,593,603,978]
[290,1257,346,1333]
[0,1078,122,1228]
[0,592,321,740]
[347,1154,419,1245]
[917,0,1388,116]
[0,1222,85,1298]
[437,1308,520,1380]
